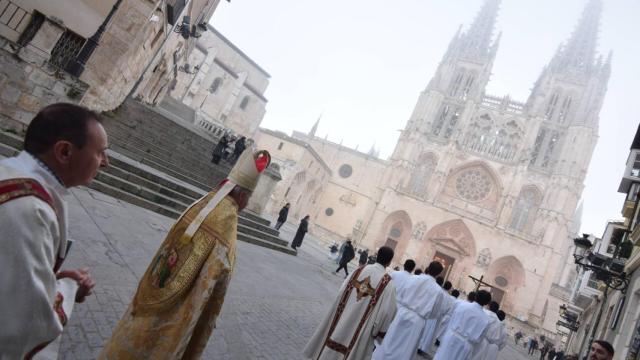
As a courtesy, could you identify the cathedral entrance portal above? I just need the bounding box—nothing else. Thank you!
[384,238,398,251]
[433,251,455,281]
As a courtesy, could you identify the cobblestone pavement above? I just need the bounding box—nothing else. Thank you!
[58,188,348,359]
[57,187,531,360]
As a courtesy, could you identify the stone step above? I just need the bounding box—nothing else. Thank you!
[240,211,272,227]
[94,171,191,211]
[237,223,289,247]
[0,142,18,158]
[237,232,297,256]
[237,216,279,237]
[88,179,294,255]
[102,162,198,206]
[0,130,23,150]
[105,151,205,200]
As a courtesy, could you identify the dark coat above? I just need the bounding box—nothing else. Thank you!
[277,206,289,222]
[340,243,355,265]
[211,135,229,163]
[291,218,308,248]
[358,250,368,265]
[233,137,246,156]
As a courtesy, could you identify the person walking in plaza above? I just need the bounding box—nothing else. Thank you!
[547,347,557,360]
[358,248,369,266]
[529,337,539,355]
[373,261,446,360]
[0,103,108,358]
[433,289,492,360]
[335,240,355,277]
[99,149,270,359]
[230,136,246,164]
[275,203,290,230]
[303,247,397,360]
[389,259,416,294]
[211,133,230,164]
[291,215,309,250]
[419,280,456,355]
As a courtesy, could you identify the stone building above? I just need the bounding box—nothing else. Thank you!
[259,0,611,337]
[0,0,221,130]
[167,25,270,138]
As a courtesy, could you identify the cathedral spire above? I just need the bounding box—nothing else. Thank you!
[550,0,603,75]
[457,0,501,61]
[308,113,321,138]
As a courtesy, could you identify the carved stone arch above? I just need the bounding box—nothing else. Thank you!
[376,210,413,262]
[415,219,477,284]
[443,161,503,211]
[508,185,543,233]
[486,255,526,312]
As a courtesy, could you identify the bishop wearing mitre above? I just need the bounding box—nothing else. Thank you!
[99,149,270,359]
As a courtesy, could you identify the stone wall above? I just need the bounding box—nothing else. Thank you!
[0,38,89,132]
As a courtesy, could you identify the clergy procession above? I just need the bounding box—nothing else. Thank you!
[0,103,620,359]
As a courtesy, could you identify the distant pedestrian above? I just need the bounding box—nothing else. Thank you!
[211,133,230,164]
[515,331,523,345]
[359,249,368,266]
[291,215,309,250]
[528,338,538,355]
[230,136,246,164]
[275,203,290,230]
[547,348,556,360]
[335,240,347,264]
[335,240,355,277]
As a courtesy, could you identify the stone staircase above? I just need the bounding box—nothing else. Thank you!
[0,118,295,256]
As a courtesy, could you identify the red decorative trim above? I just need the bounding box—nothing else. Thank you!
[325,339,348,354]
[53,292,67,326]
[0,178,54,209]
[317,266,392,359]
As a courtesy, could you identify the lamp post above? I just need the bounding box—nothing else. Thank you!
[572,234,629,358]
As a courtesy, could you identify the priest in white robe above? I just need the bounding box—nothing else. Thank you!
[372,261,446,360]
[489,310,508,359]
[471,301,502,360]
[433,289,461,344]
[0,104,108,358]
[303,246,397,360]
[434,289,492,360]
[389,259,416,294]
[419,280,456,354]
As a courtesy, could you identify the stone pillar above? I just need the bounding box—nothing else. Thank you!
[247,163,282,215]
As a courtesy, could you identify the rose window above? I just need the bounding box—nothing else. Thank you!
[455,169,492,202]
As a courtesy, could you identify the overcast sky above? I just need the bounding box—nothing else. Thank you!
[210,0,640,237]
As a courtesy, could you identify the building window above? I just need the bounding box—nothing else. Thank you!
[325,208,334,216]
[239,95,250,110]
[49,29,85,71]
[209,77,222,94]
[17,11,45,46]
[406,154,436,197]
[277,142,283,150]
[431,103,462,139]
[544,92,560,120]
[339,164,353,178]
[508,187,541,233]
[587,271,599,289]
[455,169,492,202]
[494,276,508,287]
[631,153,640,177]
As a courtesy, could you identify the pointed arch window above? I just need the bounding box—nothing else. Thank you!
[208,77,222,94]
[558,95,573,123]
[406,154,437,198]
[509,187,541,233]
[461,74,476,100]
[431,103,462,139]
[239,95,250,110]
[449,70,466,98]
[544,91,561,120]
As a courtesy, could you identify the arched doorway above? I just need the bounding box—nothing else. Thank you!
[416,219,476,285]
[376,211,413,261]
[486,256,526,312]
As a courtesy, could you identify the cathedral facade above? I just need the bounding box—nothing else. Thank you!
[257,0,610,335]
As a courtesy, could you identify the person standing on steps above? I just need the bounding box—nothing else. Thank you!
[335,240,355,278]
[291,215,310,250]
[358,248,369,266]
[211,133,230,164]
[230,136,246,164]
[275,203,290,230]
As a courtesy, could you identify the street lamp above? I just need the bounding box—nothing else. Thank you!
[572,234,630,357]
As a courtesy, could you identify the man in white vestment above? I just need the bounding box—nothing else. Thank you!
[0,104,108,359]
[418,280,456,355]
[472,301,502,360]
[303,246,397,360]
[389,259,416,294]
[433,289,461,346]
[434,289,492,360]
[495,310,508,356]
[372,261,445,360]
